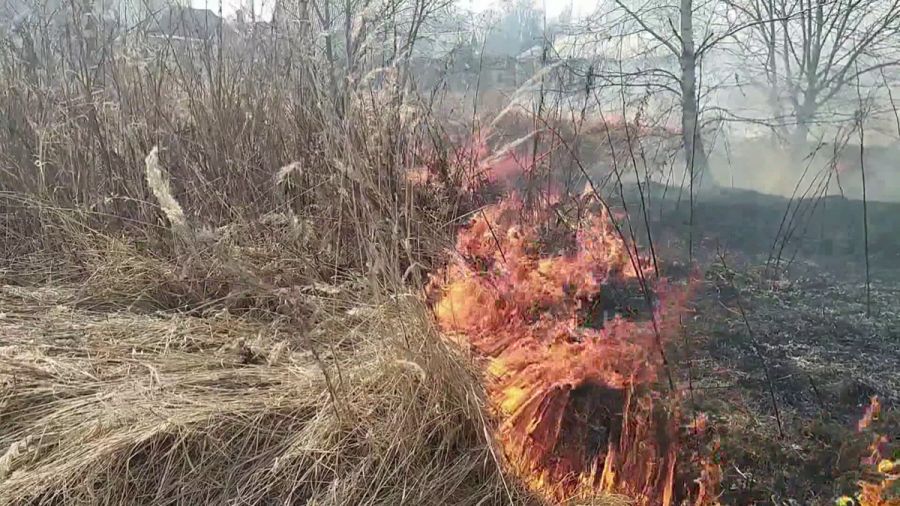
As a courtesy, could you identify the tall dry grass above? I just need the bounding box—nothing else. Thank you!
[0,2,543,505]
[0,0,465,297]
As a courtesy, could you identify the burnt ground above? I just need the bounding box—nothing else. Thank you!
[609,185,900,504]
[686,262,899,504]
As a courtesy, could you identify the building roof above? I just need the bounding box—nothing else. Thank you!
[144,5,228,40]
[518,32,671,63]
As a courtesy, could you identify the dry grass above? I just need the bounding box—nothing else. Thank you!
[0,3,466,289]
[0,277,537,505]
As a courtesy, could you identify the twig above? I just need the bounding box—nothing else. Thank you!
[680,314,696,407]
[715,246,785,438]
[618,76,660,278]
[805,371,827,415]
[309,344,345,424]
[764,142,821,273]
[880,67,900,139]
[854,64,872,318]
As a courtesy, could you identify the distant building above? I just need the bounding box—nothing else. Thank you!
[1,0,169,30]
[114,0,169,28]
[143,4,229,41]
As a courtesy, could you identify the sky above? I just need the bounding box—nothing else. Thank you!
[459,0,596,18]
[191,0,597,22]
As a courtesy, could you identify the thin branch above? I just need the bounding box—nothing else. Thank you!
[716,247,785,438]
[612,0,680,56]
[854,63,872,318]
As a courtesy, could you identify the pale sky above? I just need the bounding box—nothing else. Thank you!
[191,0,596,22]
[460,0,596,19]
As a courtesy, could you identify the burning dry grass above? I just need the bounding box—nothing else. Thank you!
[0,145,684,505]
[428,195,699,504]
[0,279,530,505]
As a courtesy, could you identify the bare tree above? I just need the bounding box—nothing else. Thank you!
[723,0,786,138]
[727,0,900,146]
[606,0,740,179]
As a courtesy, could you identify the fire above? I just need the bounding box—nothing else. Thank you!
[430,194,687,503]
[405,129,553,196]
[848,397,900,506]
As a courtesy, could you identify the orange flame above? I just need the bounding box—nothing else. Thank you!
[859,396,883,432]
[850,397,900,506]
[430,194,686,503]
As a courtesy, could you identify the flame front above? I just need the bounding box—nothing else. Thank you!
[430,195,683,504]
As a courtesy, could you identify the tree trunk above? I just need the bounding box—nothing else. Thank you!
[791,96,816,153]
[792,120,810,148]
[765,0,784,142]
[679,0,710,183]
